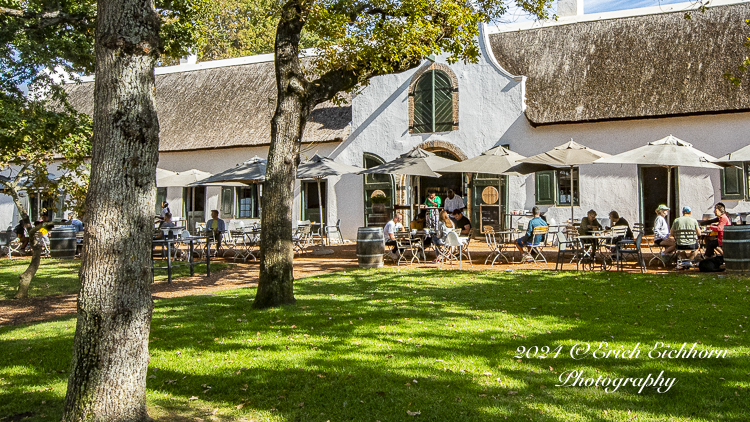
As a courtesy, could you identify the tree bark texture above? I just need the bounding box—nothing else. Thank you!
[61,0,160,420]
[254,0,311,309]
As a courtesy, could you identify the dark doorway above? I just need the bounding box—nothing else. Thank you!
[640,166,679,232]
[415,150,462,206]
[183,186,206,232]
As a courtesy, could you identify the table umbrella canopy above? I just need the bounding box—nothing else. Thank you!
[521,140,610,166]
[438,146,555,176]
[157,169,212,187]
[714,144,750,164]
[191,156,267,185]
[594,135,721,169]
[297,154,364,179]
[359,147,458,178]
[155,168,177,187]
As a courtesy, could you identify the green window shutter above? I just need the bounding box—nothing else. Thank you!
[155,187,167,215]
[721,166,744,200]
[221,187,234,217]
[433,71,453,132]
[535,171,556,205]
[412,73,433,133]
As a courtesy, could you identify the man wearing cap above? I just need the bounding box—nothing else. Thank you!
[669,206,701,265]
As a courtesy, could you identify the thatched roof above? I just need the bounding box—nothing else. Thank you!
[488,2,750,124]
[64,58,351,151]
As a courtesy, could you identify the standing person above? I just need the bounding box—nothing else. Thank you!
[160,201,170,220]
[444,189,465,214]
[578,209,602,236]
[422,190,441,229]
[670,206,701,266]
[515,206,547,255]
[383,213,404,260]
[705,203,731,257]
[205,210,225,254]
[67,212,84,232]
[653,205,675,254]
[450,209,471,236]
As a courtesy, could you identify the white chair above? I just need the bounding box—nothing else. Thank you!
[437,231,466,269]
[324,219,344,245]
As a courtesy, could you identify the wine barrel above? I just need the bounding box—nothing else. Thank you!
[722,225,750,275]
[49,225,77,259]
[356,227,384,269]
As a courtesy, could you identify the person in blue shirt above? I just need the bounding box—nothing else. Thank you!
[515,206,548,254]
[66,212,84,232]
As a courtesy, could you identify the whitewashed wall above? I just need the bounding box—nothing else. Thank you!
[330,28,750,239]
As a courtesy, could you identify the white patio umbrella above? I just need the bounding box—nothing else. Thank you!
[359,147,458,213]
[438,145,554,176]
[520,140,611,223]
[158,169,212,187]
[297,154,364,251]
[595,134,721,211]
[155,168,177,187]
[190,156,267,185]
[715,144,750,164]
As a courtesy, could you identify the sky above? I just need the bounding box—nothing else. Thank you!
[498,0,696,24]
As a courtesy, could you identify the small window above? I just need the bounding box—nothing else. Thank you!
[535,168,579,206]
[721,165,744,200]
[412,70,454,133]
[236,185,260,219]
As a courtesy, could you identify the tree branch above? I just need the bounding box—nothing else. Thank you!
[0,7,92,29]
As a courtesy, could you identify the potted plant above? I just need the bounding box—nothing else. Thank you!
[370,192,390,214]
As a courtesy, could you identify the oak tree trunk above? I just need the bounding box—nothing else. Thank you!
[253,0,311,309]
[16,236,42,299]
[61,0,161,419]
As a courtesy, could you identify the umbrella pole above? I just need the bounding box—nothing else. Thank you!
[667,166,671,216]
[317,178,324,246]
[570,165,575,224]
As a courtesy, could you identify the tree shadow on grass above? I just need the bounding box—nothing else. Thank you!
[1,269,748,421]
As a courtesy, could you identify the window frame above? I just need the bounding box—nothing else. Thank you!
[534,167,580,206]
[721,164,745,200]
[410,69,455,134]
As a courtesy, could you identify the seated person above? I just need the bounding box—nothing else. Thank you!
[578,209,602,236]
[515,207,548,255]
[205,210,226,252]
[432,210,456,262]
[383,213,404,260]
[159,201,170,221]
[607,211,633,240]
[34,220,50,251]
[66,212,84,232]
[670,206,701,264]
[653,205,675,253]
[13,218,31,253]
[705,203,731,257]
[450,209,472,236]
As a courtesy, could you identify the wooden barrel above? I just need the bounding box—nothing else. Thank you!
[49,225,77,259]
[356,227,384,268]
[722,225,750,275]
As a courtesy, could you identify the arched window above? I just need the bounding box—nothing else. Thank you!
[412,70,455,133]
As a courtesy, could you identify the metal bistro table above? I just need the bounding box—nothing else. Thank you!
[152,235,212,283]
[576,232,617,271]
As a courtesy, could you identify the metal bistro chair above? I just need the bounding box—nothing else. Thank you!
[293,223,313,254]
[324,219,344,245]
[522,226,549,264]
[615,230,646,272]
[484,227,509,265]
[555,231,583,270]
[674,228,701,269]
[437,231,466,268]
[394,231,421,265]
[458,228,474,266]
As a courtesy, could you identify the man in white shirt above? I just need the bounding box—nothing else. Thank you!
[383,213,403,259]
[444,189,465,214]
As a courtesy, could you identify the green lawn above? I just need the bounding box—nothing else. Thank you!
[0,258,231,300]
[0,269,748,421]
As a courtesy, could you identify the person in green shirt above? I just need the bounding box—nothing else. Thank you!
[670,206,701,263]
[422,190,441,229]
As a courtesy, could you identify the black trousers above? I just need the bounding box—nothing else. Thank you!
[705,238,720,257]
